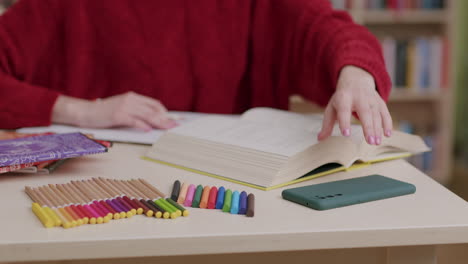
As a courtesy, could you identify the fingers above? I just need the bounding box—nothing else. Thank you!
[335,97,352,137]
[114,114,152,132]
[132,119,153,132]
[127,108,176,130]
[357,101,392,145]
[109,92,177,130]
[318,103,337,141]
[380,102,393,137]
[140,94,168,113]
[127,91,168,113]
[356,104,375,145]
[372,106,383,145]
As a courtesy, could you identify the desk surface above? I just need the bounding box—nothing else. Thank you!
[1,144,468,262]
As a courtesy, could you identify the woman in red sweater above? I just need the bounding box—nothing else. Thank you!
[0,0,392,145]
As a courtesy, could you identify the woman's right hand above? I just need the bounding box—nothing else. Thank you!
[52,91,177,131]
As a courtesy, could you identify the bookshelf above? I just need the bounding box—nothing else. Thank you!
[291,0,455,185]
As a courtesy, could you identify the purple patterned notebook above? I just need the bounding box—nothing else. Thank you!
[0,133,107,167]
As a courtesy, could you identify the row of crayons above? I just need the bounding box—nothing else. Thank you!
[25,178,189,228]
[171,180,255,217]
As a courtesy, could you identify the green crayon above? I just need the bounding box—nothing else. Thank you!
[192,185,203,208]
[222,189,232,212]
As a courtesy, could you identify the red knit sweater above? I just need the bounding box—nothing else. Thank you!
[0,0,390,129]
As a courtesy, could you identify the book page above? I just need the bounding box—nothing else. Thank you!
[240,107,324,132]
[241,107,365,142]
[17,111,221,145]
[169,117,317,157]
[169,116,364,157]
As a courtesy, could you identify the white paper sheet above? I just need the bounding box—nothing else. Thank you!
[17,112,218,145]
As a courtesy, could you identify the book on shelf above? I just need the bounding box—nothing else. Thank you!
[380,36,448,94]
[144,108,429,190]
[364,0,445,9]
[330,0,445,10]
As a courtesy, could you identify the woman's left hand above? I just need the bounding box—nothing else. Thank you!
[317,65,393,145]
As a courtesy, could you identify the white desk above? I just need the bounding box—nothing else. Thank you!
[1,144,467,264]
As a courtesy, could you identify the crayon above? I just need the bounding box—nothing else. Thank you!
[177,183,189,204]
[199,186,211,209]
[171,180,181,202]
[239,191,248,215]
[215,187,225,209]
[222,189,232,212]
[192,185,204,208]
[184,184,196,207]
[230,191,240,214]
[246,193,255,217]
[207,186,218,209]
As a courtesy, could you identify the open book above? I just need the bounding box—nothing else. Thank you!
[144,108,429,190]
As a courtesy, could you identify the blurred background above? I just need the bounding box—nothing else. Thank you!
[0,0,466,200]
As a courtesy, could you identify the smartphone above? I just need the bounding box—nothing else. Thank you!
[281,174,416,210]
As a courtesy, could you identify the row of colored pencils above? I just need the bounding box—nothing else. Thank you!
[25,178,188,228]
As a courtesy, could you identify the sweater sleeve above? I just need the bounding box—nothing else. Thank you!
[251,0,391,108]
[0,0,61,129]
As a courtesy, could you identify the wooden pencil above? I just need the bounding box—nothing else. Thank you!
[119,180,159,218]
[128,180,172,219]
[80,180,112,222]
[92,178,126,219]
[63,183,99,224]
[79,180,112,222]
[38,186,76,227]
[102,179,137,215]
[138,178,166,198]
[97,178,133,218]
[24,187,56,228]
[85,179,119,219]
[47,184,84,225]
[71,181,105,224]
[56,184,90,224]
[109,179,145,215]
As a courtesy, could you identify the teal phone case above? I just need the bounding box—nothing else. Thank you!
[281,175,416,210]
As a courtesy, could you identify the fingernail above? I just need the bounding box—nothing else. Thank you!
[376,136,382,145]
[317,132,323,141]
[342,128,350,137]
[368,136,375,145]
[164,120,179,129]
[385,130,392,137]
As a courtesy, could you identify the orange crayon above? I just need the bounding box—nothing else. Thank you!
[199,186,211,209]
